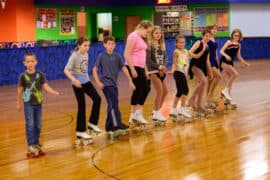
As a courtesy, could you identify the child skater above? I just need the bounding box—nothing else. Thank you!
[124,20,153,125]
[188,29,213,114]
[220,28,250,105]
[146,25,168,122]
[206,25,222,107]
[64,37,102,144]
[93,36,135,137]
[17,52,59,158]
[169,35,192,119]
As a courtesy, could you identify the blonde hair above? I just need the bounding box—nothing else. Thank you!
[231,28,243,41]
[149,25,166,50]
[135,20,153,30]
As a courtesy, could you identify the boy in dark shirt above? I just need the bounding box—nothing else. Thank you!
[17,52,59,158]
[93,36,135,138]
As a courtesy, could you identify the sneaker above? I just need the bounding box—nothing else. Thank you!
[169,108,178,117]
[178,107,192,118]
[152,110,166,121]
[76,131,92,139]
[118,123,129,130]
[221,88,232,101]
[88,123,101,133]
[134,109,148,124]
[230,100,237,106]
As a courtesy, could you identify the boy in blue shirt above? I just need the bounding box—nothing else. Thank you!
[93,36,135,138]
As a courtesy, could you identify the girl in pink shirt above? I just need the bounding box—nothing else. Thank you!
[124,20,153,125]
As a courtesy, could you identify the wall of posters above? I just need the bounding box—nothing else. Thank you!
[36,8,56,29]
[60,8,75,35]
[194,7,229,32]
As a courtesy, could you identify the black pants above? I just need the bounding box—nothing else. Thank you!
[127,66,151,105]
[72,81,101,132]
[173,71,189,98]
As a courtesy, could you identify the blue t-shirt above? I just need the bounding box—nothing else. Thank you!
[94,52,124,87]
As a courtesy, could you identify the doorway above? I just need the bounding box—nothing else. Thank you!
[77,12,86,37]
[125,16,141,39]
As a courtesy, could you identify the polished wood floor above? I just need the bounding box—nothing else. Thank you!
[1,60,270,180]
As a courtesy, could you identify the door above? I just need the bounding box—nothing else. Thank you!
[125,16,141,39]
[77,12,86,37]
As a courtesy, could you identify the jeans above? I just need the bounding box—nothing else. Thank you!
[103,86,122,131]
[24,103,42,146]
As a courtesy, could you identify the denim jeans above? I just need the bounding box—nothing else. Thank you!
[24,103,42,146]
[103,86,122,131]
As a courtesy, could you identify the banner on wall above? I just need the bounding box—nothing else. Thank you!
[60,9,75,35]
[36,8,57,29]
[179,12,192,36]
[194,7,229,32]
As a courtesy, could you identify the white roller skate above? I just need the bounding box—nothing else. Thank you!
[221,88,232,101]
[27,145,40,158]
[133,109,149,125]
[75,132,93,146]
[224,100,237,110]
[88,123,102,137]
[178,107,192,122]
[169,108,179,122]
[152,110,166,126]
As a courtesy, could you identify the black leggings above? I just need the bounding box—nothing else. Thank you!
[72,81,101,132]
[173,71,189,98]
[127,66,151,105]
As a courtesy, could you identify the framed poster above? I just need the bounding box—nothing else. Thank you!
[36,8,57,29]
[179,12,192,35]
[60,9,75,35]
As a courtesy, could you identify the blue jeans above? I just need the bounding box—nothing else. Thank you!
[24,103,42,146]
[103,86,122,131]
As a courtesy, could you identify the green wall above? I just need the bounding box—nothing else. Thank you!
[35,4,230,41]
[35,5,154,41]
[35,5,81,41]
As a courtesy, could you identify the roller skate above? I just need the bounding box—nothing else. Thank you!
[129,110,148,128]
[117,123,129,135]
[104,129,119,140]
[221,88,232,101]
[88,123,102,137]
[26,145,40,158]
[75,132,93,147]
[224,99,237,110]
[206,101,218,110]
[152,110,166,127]
[169,108,180,122]
[35,144,45,156]
[178,107,193,123]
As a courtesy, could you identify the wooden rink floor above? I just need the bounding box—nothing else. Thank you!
[0,60,270,180]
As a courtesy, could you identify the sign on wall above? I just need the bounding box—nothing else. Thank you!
[36,8,57,29]
[60,8,75,35]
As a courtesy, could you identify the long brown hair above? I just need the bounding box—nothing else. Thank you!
[74,36,90,51]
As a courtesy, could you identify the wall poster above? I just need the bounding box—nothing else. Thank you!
[60,8,75,35]
[36,8,57,29]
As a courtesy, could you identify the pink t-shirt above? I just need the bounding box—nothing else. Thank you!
[127,31,147,68]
